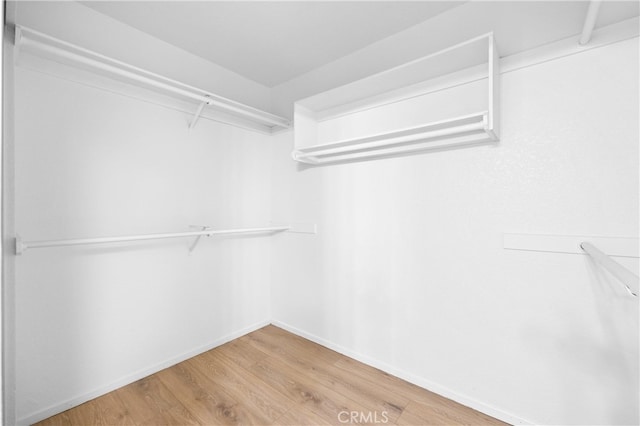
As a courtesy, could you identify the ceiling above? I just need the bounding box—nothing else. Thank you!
[81,1,465,87]
[81,1,639,90]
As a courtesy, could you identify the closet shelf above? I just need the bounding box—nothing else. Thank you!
[293,33,499,164]
[14,26,290,132]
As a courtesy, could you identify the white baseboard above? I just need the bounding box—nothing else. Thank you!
[271,320,532,426]
[17,319,271,426]
[20,318,532,425]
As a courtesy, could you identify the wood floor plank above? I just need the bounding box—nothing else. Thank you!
[189,350,295,422]
[398,400,508,426]
[246,337,408,423]
[212,337,270,370]
[136,404,201,426]
[245,327,410,420]
[36,401,101,426]
[396,403,434,426]
[37,393,137,426]
[113,374,182,424]
[334,357,507,425]
[91,392,137,426]
[155,362,243,425]
[334,356,439,403]
[33,408,77,426]
[249,355,370,424]
[272,405,333,426]
[243,326,342,367]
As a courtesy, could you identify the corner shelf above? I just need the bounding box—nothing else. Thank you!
[292,33,500,164]
[15,26,290,133]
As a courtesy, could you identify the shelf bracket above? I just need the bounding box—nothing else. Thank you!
[189,96,212,129]
[15,234,24,255]
[188,225,212,253]
[579,0,602,45]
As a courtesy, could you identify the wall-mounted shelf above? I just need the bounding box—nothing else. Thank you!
[15,26,290,133]
[292,33,499,165]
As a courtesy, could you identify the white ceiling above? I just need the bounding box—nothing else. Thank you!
[81,1,465,87]
[81,1,639,90]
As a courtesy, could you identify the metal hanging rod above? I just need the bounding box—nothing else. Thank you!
[15,26,290,131]
[15,226,290,255]
[580,242,638,297]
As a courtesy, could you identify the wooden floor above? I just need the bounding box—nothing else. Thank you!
[36,325,508,425]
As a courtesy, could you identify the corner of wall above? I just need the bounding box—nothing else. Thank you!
[2,2,18,424]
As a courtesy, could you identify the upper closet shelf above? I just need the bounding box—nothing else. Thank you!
[14,26,290,133]
[293,33,499,165]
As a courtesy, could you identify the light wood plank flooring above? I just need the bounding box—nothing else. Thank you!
[36,325,508,425]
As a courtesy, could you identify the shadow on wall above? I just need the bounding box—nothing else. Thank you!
[522,257,638,425]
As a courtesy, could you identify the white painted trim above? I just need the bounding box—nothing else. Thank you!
[271,320,533,426]
[17,319,271,426]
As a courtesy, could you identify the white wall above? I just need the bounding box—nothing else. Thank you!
[8,2,638,424]
[271,38,639,425]
[14,66,274,424]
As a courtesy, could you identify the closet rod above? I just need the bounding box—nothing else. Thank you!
[15,26,290,130]
[580,242,638,297]
[15,226,289,255]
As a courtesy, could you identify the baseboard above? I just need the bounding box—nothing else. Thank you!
[17,319,271,426]
[20,318,532,425]
[271,320,532,426]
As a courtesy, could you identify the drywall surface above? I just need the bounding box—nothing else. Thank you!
[12,1,273,112]
[271,38,639,425]
[14,67,274,424]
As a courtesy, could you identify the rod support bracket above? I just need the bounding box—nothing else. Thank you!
[15,234,24,255]
[188,225,213,253]
[188,96,212,129]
